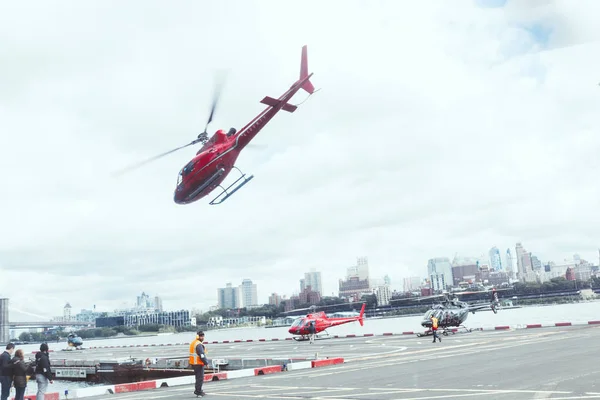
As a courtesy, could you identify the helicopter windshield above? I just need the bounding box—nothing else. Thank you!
[177,160,196,187]
[424,309,444,320]
[291,318,303,328]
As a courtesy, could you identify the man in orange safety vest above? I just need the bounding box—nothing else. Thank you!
[189,331,209,397]
[431,315,441,343]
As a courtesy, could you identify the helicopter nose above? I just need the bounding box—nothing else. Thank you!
[173,186,186,204]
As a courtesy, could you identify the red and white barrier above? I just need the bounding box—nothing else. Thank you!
[11,394,59,400]
[63,357,344,398]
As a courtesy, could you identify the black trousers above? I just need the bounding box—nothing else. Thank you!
[193,365,205,393]
[0,376,12,400]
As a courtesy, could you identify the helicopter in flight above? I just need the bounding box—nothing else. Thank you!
[113,45,318,205]
[287,303,366,341]
[392,288,507,338]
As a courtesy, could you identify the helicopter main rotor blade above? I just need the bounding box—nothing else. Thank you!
[202,73,226,135]
[111,139,202,177]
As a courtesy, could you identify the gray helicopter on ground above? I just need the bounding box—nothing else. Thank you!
[392,288,508,338]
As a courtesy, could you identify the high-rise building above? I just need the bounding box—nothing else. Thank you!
[217,283,240,309]
[135,292,161,311]
[339,257,371,300]
[347,257,369,281]
[430,273,447,291]
[154,296,163,312]
[374,285,391,306]
[63,303,72,322]
[505,248,515,279]
[489,247,502,271]
[383,275,391,286]
[302,269,322,295]
[531,255,542,270]
[515,242,525,281]
[515,242,534,282]
[427,258,453,290]
[137,292,152,309]
[403,277,421,292]
[239,279,258,308]
[268,293,282,306]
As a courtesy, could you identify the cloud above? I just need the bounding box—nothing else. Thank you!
[1,0,600,319]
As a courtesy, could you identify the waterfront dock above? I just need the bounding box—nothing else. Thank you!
[46,341,318,384]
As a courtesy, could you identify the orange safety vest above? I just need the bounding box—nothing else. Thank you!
[189,338,208,366]
[431,317,438,329]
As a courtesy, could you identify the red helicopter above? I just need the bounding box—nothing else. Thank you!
[288,303,366,341]
[114,45,317,205]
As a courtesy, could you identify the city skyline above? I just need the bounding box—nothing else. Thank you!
[2,1,599,318]
[8,245,597,320]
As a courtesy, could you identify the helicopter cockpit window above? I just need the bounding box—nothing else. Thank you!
[177,169,183,186]
[182,160,195,176]
[424,309,443,321]
[291,318,303,328]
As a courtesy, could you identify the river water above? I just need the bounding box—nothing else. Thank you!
[12,301,600,395]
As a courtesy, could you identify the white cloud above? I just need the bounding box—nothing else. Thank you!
[1,0,600,318]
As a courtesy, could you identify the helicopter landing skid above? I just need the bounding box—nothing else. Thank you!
[457,324,473,334]
[292,331,331,342]
[417,325,472,337]
[209,166,254,205]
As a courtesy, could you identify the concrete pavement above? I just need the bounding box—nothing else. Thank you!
[61,325,600,399]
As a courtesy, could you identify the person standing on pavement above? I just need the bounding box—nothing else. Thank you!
[10,349,32,400]
[34,343,53,399]
[308,321,316,344]
[431,315,441,343]
[0,343,15,400]
[189,331,209,397]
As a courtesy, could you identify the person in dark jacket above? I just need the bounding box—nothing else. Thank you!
[308,321,316,344]
[34,343,53,399]
[0,342,15,400]
[10,349,31,400]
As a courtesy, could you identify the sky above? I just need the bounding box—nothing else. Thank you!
[2,0,600,321]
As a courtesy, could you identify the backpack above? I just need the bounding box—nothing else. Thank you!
[27,358,37,380]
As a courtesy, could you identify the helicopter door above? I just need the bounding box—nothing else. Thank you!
[440,310,453,325]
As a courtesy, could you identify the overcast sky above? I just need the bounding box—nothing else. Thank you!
[2,0,600,320]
